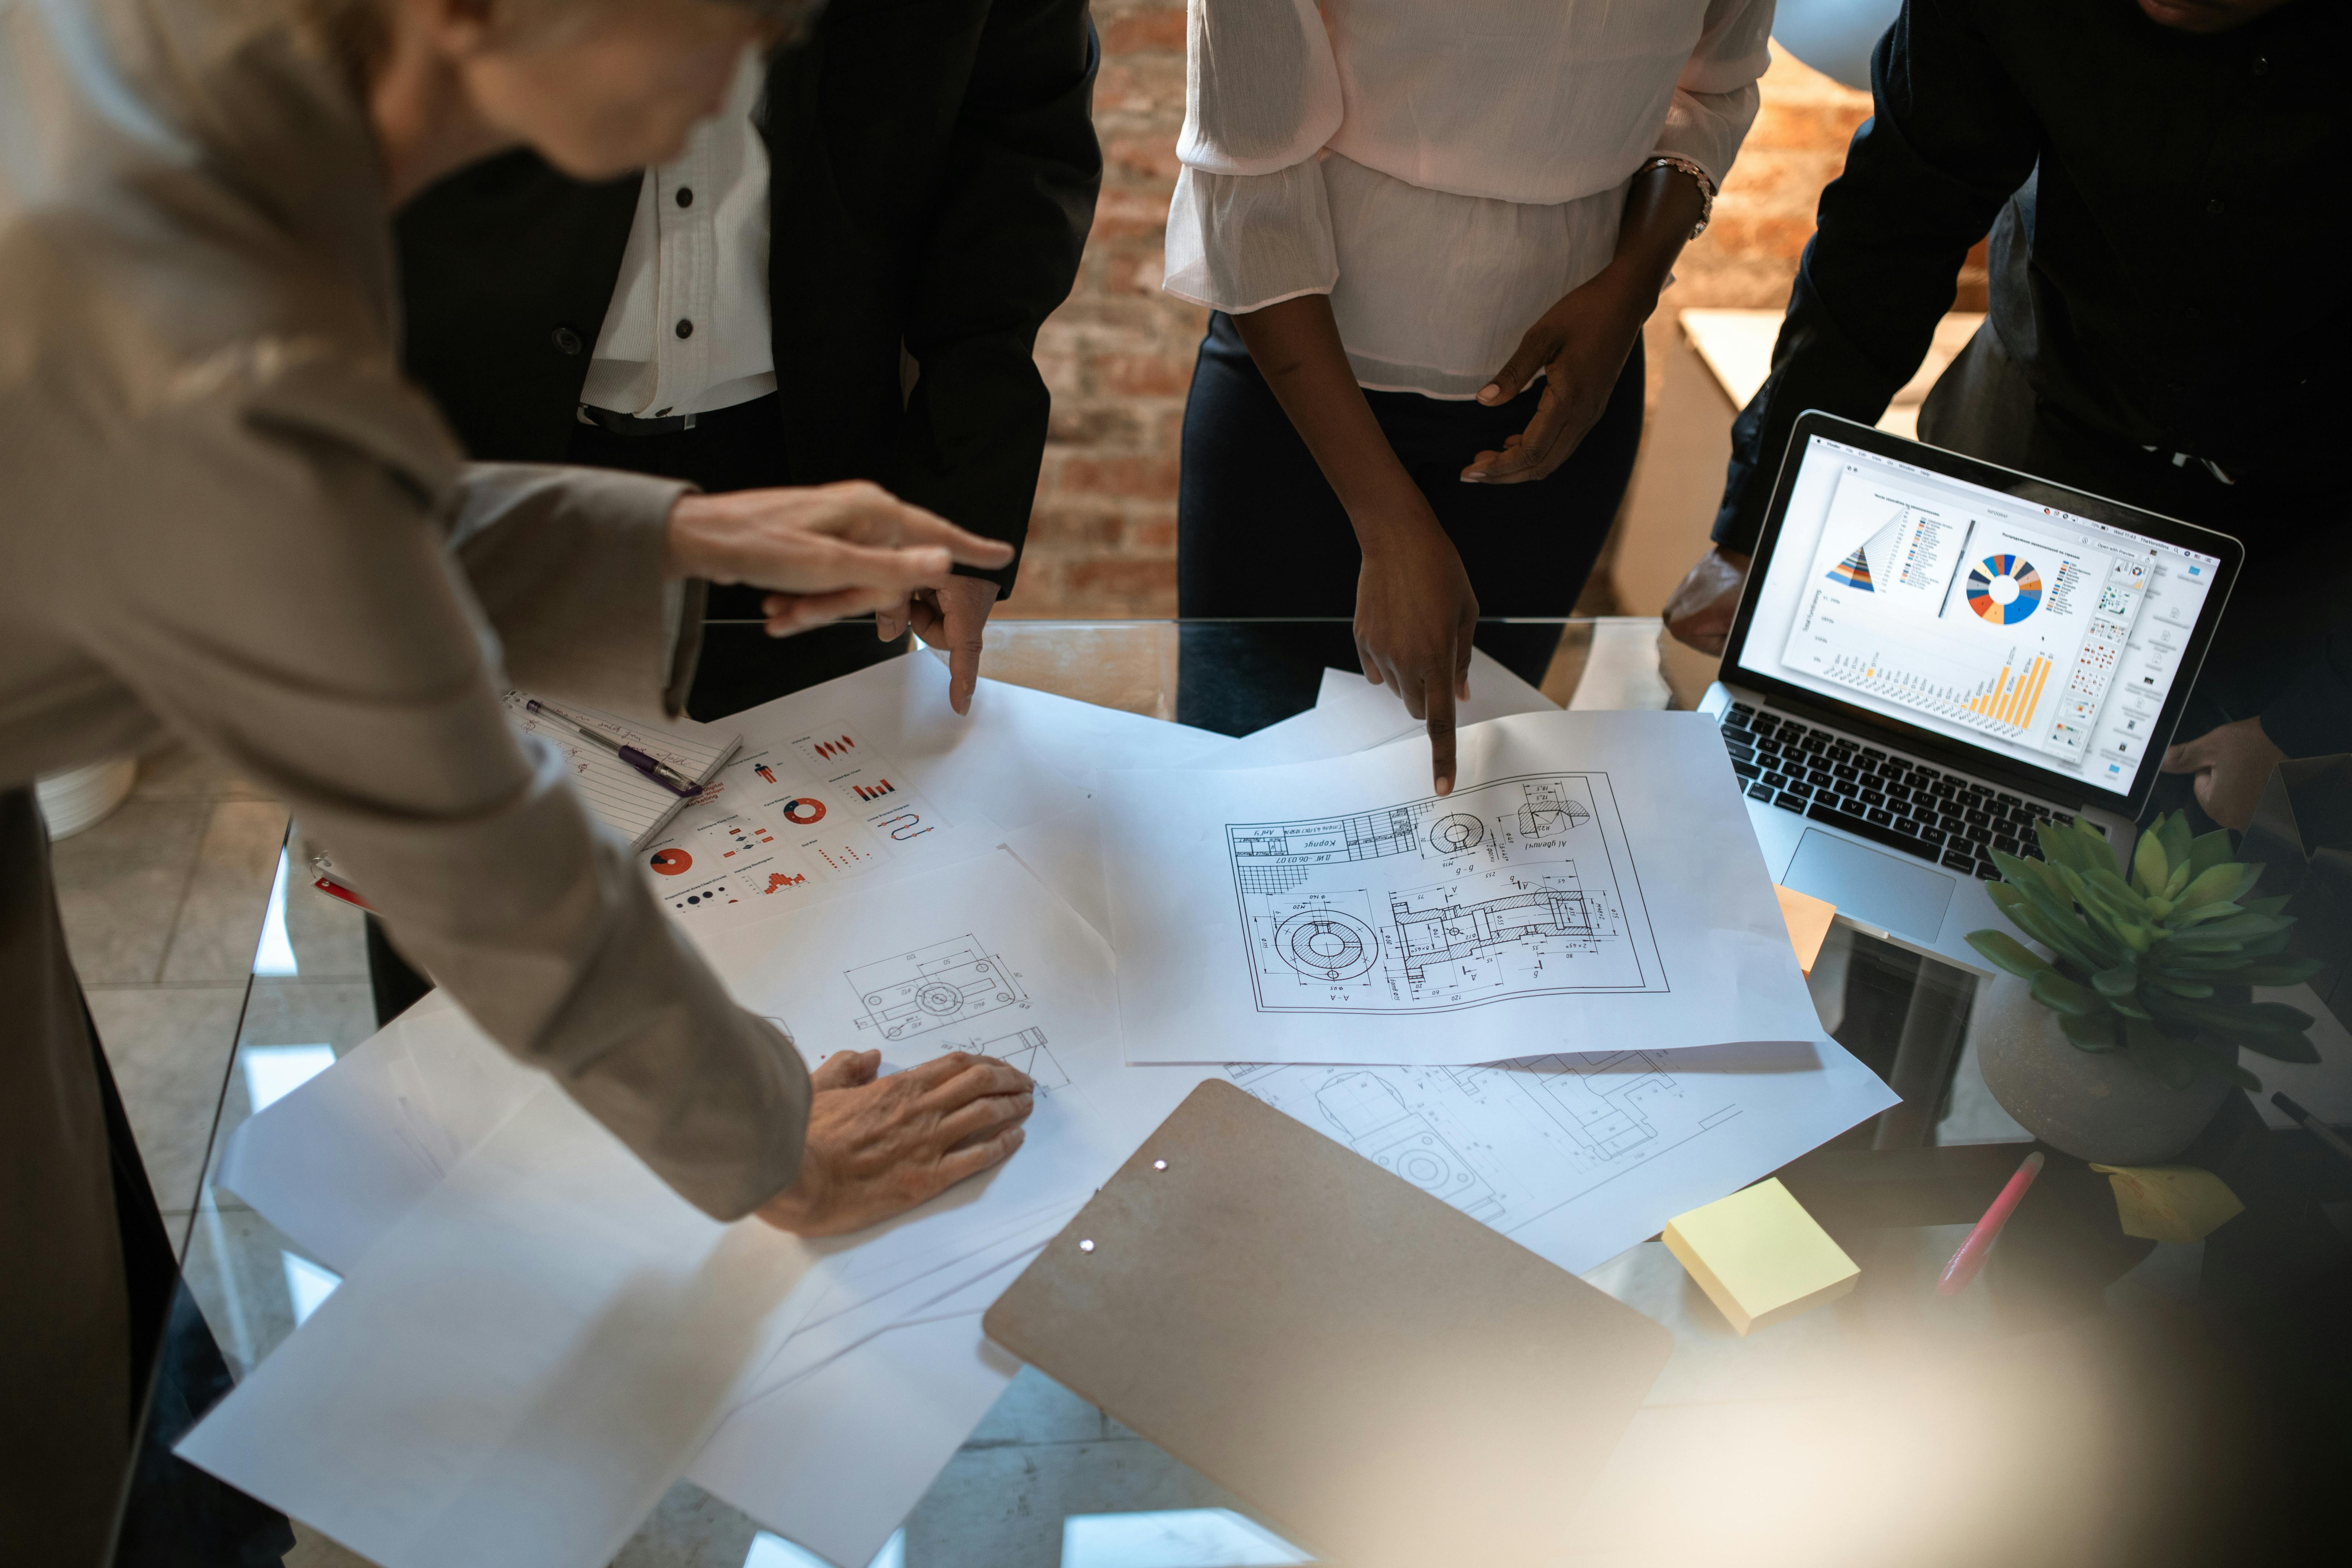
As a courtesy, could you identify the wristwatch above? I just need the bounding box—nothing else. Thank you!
[1644,155,1717,240]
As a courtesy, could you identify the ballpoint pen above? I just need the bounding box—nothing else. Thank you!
[525,699,705,798]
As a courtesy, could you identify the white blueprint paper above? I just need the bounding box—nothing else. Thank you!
[190,851,1208,1568]
[699,1313,1023,1568]
[1225,1039,1895,1275]
[181,1087,828,1568]
[1103,710,1820,1064]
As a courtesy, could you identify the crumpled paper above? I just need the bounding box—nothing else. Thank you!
[2088,1163,2245,1243]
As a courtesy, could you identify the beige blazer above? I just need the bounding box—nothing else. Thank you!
[0,0,811,1221]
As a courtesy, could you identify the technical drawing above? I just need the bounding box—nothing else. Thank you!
[1515,781,1590,838]
[846,934,1025,1042]
[1427,813,1486,854]
[990,1026,1067,1091]
[1513,1051,1680,1157]
[1226,772,1663,1015]
[1225,1051,1742,1241]
[1272,907,1380,981]
[1388,879,1591,984]
[949,1025,1068,1094]
[1314,1071,1502,1222]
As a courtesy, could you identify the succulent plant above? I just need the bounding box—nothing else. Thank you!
[1967,810,2321,1090]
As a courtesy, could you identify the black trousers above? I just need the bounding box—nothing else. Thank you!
[369,395,912,1028]
[1,787,291,1567]
[1177,311,1645,686]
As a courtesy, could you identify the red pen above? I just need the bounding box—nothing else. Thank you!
[1937,1150,2044,1295]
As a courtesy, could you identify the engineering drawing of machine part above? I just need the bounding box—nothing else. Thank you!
[1316,1072,1501,1219]
[970,1025,1069,1093]
[1390,887,1590,982]
[1516,781,1590,837]
[847,936,1024,1042]
[1532,1065,1661,1159]
[1272,907,1380,982]
[1426,813,1487,855]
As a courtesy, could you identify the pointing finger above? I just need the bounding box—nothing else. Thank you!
[1426,669,1459,796]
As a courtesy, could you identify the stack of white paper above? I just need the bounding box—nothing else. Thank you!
[190,649,1893,1568]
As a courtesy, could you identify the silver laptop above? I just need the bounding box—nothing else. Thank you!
[1705,412,2243,976]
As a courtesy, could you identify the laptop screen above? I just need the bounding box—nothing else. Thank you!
[1732,425,2229,807]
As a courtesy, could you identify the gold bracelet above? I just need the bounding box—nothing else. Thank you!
[1643,155,1716,240]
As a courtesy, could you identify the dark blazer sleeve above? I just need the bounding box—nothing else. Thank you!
[888,0,1102,596]
[1711,0,2035,553]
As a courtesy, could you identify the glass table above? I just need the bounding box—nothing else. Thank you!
[141,618,2346,1568]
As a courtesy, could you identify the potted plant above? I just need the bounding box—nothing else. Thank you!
[1966,811,2322,1164]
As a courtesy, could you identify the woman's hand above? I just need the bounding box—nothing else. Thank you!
[664,482,1015,637]
[757,1049,1034,1238]
[1355,504,1480,795]
[1461,266,1651,485]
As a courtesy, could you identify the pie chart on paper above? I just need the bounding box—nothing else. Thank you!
[1966,554,2043,625]
[649,848,693,876]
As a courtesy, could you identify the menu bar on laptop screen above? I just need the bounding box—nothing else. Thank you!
[1736,434,2224,796]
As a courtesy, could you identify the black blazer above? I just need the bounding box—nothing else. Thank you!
[394,0,1102,594]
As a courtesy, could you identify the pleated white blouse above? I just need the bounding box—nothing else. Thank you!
[1163,0,1775,397]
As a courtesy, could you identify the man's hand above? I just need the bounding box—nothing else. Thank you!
[877,576,1002,716]
[1664,547,1750,655]
[2160,717,2285,831]
[1461,267,1650,486]
[662,481,1014,637]
[757,1049,1034,1238]
[1356,511,1479,795]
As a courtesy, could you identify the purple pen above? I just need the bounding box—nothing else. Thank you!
[525,699,705,798]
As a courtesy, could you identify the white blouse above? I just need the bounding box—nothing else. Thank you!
[1163,0,1774,398]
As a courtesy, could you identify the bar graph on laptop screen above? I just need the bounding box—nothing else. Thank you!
[1738,436,2222,793]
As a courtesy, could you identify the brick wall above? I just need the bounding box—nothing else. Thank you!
[1009,12,1966,618]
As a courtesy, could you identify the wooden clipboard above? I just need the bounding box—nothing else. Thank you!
[983,1080,1673,1566]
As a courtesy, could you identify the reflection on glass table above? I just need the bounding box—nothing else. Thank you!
[129,618,2341,1568]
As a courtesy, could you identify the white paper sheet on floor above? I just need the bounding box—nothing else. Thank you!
[1103,709,1823,1065]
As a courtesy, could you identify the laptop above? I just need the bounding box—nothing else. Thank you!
[1704,412,2243,975]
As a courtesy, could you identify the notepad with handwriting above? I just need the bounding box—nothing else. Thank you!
[504,691,737,850]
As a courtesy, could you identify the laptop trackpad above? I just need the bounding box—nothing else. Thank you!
[1786,830,1956,941]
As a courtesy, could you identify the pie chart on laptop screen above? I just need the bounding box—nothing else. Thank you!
[1966,554,2042,625]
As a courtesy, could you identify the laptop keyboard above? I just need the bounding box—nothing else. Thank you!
[1718,703,2086,881]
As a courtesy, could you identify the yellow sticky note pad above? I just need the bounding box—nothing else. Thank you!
[1774,884,1836,976]
[1663,1178,1859,1336]
[2088,1164,2244,1244]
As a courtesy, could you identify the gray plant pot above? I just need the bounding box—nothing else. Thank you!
[1975,979,2231,1165]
